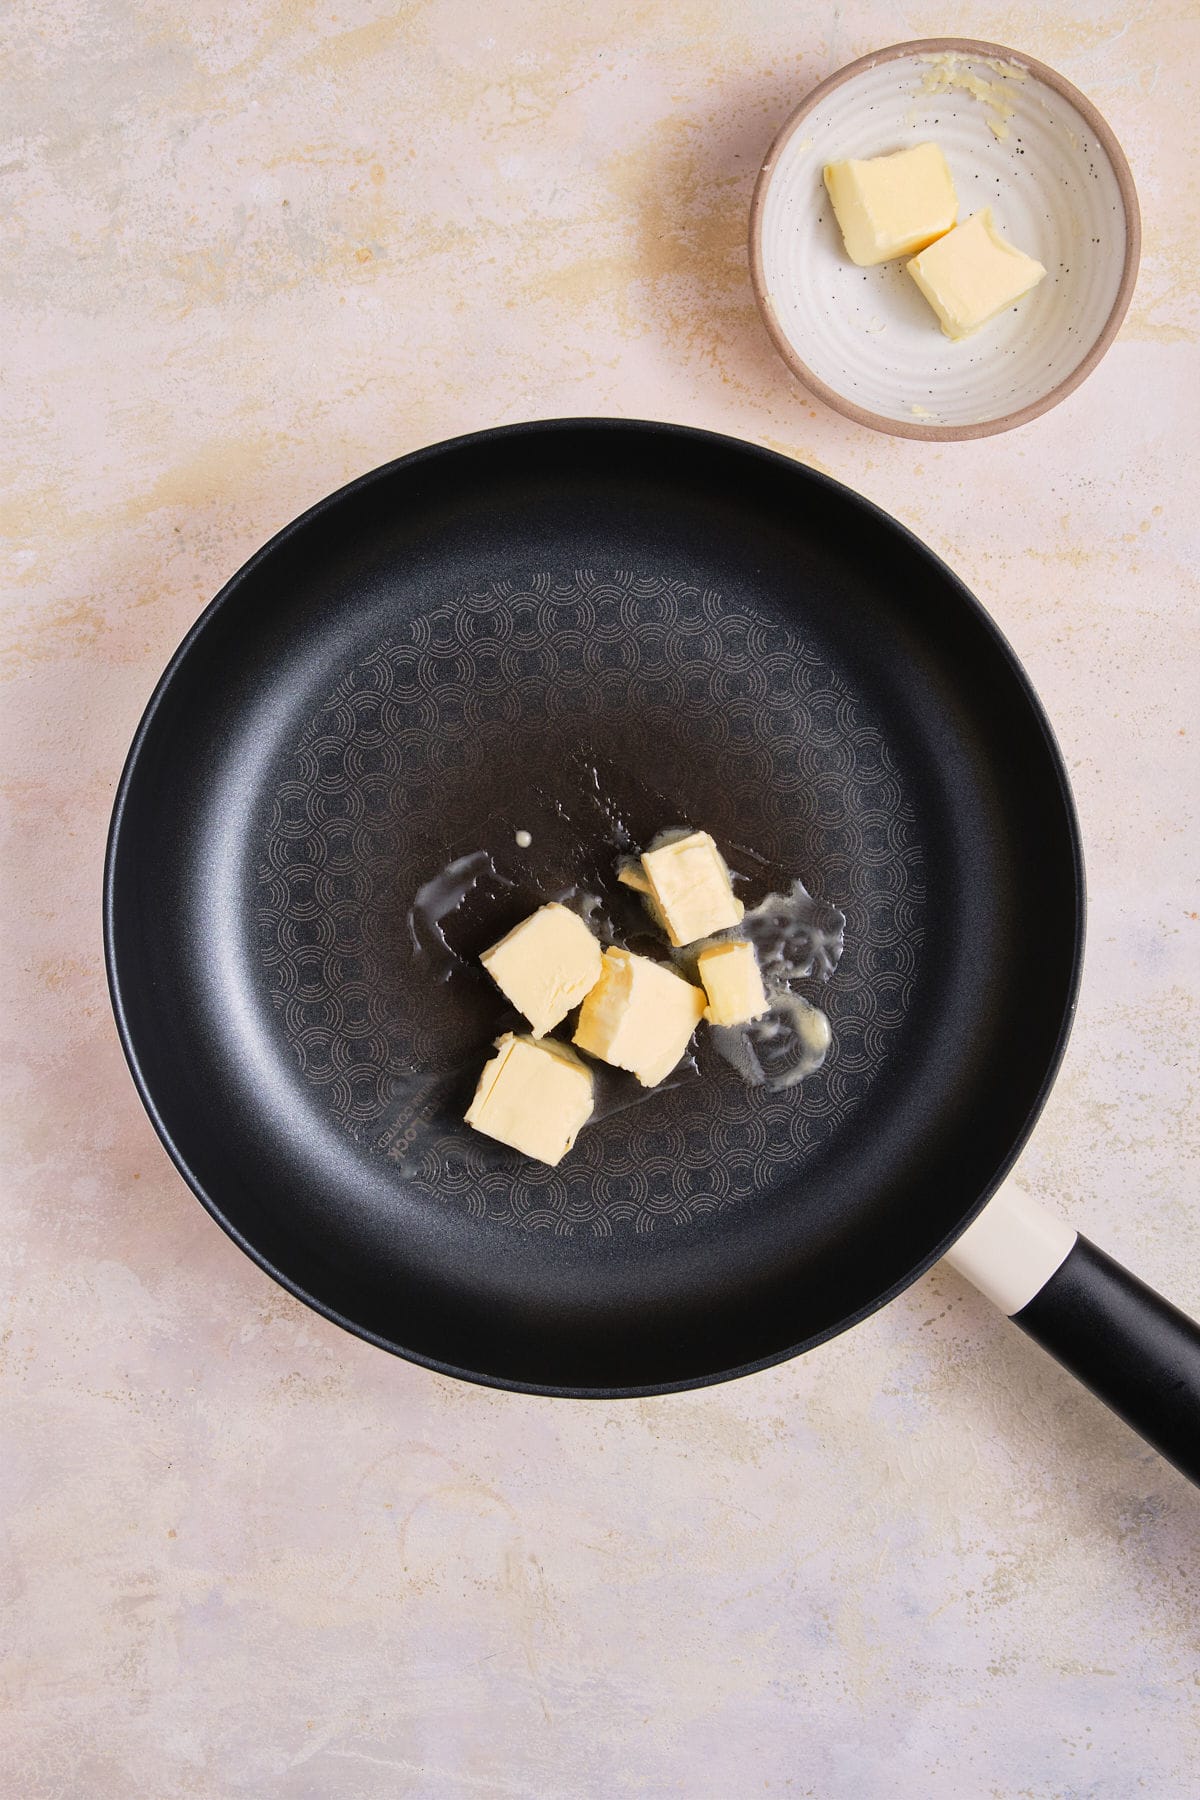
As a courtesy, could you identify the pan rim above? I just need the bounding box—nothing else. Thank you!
[103,416,1086,1397]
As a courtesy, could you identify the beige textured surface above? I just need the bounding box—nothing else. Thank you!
[3,2,1199,1795]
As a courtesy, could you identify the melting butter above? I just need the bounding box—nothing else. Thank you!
[407,850,512,978]
[712,992,833,1092]
[708,879,846,1091]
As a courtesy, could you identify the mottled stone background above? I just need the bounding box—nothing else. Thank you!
[3,1,1198,1795]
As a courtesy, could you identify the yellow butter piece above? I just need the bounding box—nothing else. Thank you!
[640,831,743,948]
[907,208,1046,339]
[480,902,603,1037]
[465,1032,594,1165]
[573,948,706,1088]
[823,142,957,267]
[697,940,768,1027]
[616,857,653,896]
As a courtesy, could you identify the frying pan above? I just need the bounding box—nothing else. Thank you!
[104,419,1200,1480]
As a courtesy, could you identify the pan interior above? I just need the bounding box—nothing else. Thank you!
[107,423,1081,1392]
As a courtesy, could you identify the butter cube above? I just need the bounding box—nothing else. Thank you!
[574,948,705,1088]
[640,831,743,947]
[480,902,603,1037]
[823,143,957,267]
[616,857,653,896]
[907,208,1046,339]
[465,1032,593,1165]
[697,941,768,1027]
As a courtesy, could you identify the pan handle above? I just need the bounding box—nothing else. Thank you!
[944,1188,1200,1484]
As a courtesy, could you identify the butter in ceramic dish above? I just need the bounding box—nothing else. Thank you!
[823,142,957,267]
[907,208,1046,338]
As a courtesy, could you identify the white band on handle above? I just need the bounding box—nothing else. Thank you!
[943,1185,1078,1317]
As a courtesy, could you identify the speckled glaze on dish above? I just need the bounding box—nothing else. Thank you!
[750,39,1141,440]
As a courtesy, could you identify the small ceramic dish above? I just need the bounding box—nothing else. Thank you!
[750,38,1140,440]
